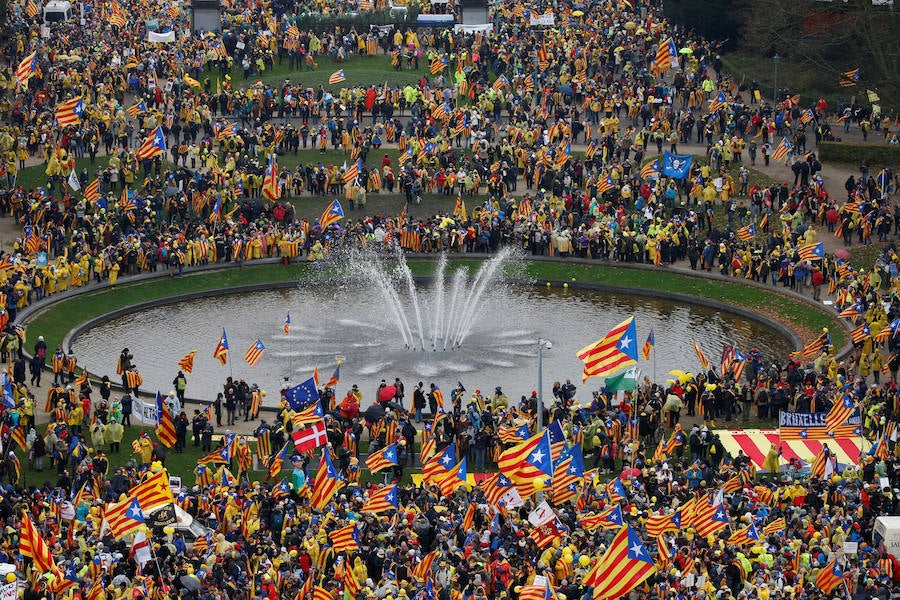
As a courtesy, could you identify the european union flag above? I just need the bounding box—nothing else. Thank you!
[662,151,693,179]
[284,377,319,410]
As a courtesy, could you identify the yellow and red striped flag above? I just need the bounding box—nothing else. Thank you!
[178,350,196,373]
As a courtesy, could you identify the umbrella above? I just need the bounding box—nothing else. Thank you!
[572,10,584,16]
[558,84,574,95]
[180,575,202,592]
[379,385,397,401]
[679,47,693,55]
[620,467,641,480]
[362,404,385,423]
[112,576,131,588]
[834,248,851,260]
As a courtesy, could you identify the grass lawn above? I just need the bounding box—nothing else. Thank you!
[23,257,846,366]
[720,52,854,107]
[200,53,426,90]
[848,242,888,271]
[20,423,208,488]
[17,156,115,193]
[18,420,473,487]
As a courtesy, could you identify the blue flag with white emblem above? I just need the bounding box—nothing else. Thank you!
[662,151,693,179]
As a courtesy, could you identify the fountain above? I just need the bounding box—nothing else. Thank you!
[356,247,515,352]
[71,249,795,405]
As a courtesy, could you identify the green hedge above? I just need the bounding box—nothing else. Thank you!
[817,141,900,166]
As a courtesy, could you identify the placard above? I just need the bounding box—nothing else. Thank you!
[528,501,555,526]
[0,581,16,600]
[529,13,555,26]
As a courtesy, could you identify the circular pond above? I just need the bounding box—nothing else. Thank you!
[71,283,794,407]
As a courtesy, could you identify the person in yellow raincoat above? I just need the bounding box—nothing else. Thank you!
[138,433,153,464]
[108,260,120,285]
[56,262,70,292]
[763,443,781,474]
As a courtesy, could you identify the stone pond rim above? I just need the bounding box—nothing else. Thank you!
[17,254,849,412]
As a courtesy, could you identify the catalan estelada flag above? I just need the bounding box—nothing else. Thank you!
[436,457,467,497]
[850,322,871,344]
[324,359,342,388]
[55,96,84,127]
[645,510,681,538]
[727,523,760,546]
[412,550,440,582]
[361,484,399,513]
[825,393,857,431]
[763,517,786,535]
[83,178,100,203]
[127,101,148,118]
[310,451,342,510]
[654,37,677,72]
[815,558,846,594]
[104,497,145,539]
[155,391,177,448]
[15,52,38,88]
[693,502,730,537]
[20,510,56,572]
[213,329,229,365]
[641,329,654,361]
[640,159,660,180]
[583,525,656,596]
[262,154,280,201]
[244,338,266,367]
[497,429,553,485]
[581,504,624,530]
[365,442,398,473]
[577,316,639,382]
[131,468,175,510]
[691,339,713,371]
[283,313,291,336]
[797,242,824,262]
[771,137,792,162]
[709,91,728,112]
[328,69,346,84]
[319,199,345,229]
[329,523,360,553]
[135,126,167,160]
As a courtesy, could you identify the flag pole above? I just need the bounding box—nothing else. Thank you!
[289,325,294,384]
[147,529,166,581]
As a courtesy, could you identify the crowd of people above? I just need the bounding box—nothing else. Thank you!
[0,0,899,598]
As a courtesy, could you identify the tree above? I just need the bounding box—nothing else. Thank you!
[739,0,900,102]
[663,0,742,49]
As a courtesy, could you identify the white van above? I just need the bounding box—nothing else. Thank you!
[875,516,900,555]
[43,0,73,23]
[101,503,211,550]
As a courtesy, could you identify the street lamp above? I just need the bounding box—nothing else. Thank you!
[772,54,781,106]
[536,339,553,433]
